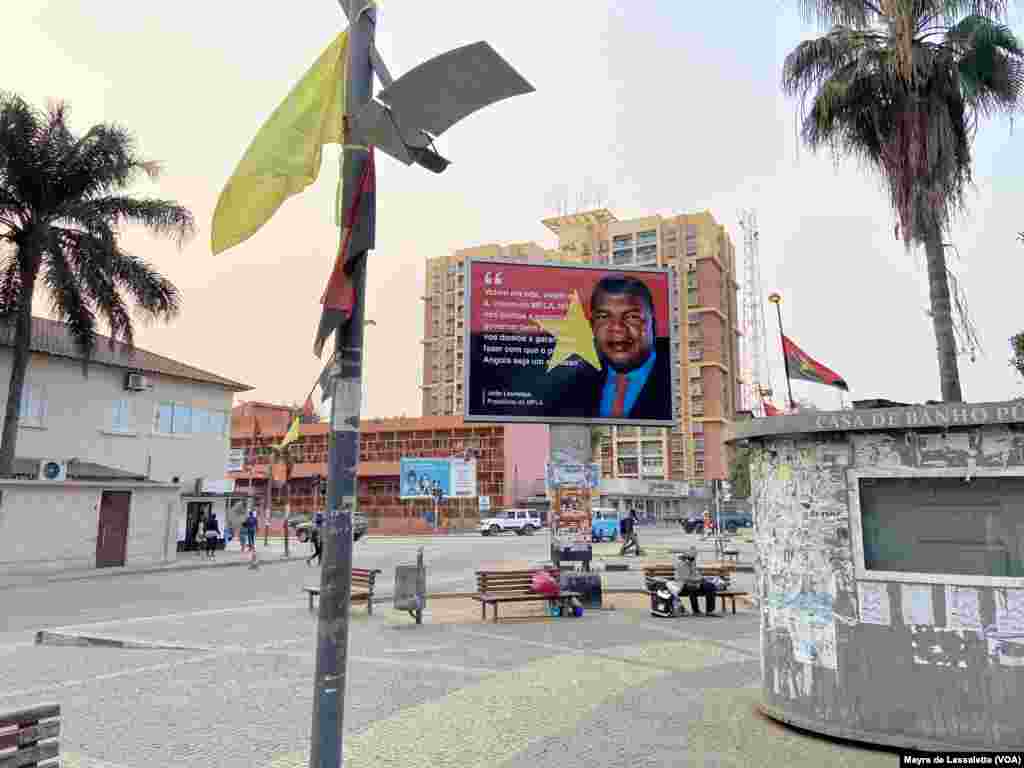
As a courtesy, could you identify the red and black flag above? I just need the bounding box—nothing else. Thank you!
[762,399,782,417]
[313,146,376,358]
[782,335,848,391]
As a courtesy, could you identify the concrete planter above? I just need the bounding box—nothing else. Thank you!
[729,400,1024,751]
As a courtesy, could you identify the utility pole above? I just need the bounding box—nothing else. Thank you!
[264,462,272,546]
[310,3,373,766]
[307,4,534,764]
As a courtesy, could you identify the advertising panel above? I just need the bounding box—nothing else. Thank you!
[226,448,246,473]
[463,259,677,425]
[449,458,478,498]
[545,462,601,490]
[400,457,478,499]
[400,458,451,499]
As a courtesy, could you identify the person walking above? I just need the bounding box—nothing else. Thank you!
[307,510,324,566]
[203,510,220,559]
[242,509,258,552]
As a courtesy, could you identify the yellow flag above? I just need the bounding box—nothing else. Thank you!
[277,416,301,451]
[211,30,349,255]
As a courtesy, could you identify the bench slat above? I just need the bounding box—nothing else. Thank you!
[0,740,59,768]
[0,705,59,728]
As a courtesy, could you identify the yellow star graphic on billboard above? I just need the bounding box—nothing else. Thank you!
[533,290,601,371]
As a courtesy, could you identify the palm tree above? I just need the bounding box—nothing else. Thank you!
[782,1,1024,401]
[0,95,193,475]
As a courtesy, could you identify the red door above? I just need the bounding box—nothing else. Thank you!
[96,491,131,568]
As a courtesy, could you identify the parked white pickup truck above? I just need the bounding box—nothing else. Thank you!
[479,508,541,536]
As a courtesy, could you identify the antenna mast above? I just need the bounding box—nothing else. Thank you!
[740,209,770,415]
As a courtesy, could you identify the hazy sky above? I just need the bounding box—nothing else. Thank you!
[8,1,1024,415]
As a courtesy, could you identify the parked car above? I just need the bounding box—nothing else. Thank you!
[479,508,541,536]
[289,512,368,542]
[678,510,752,534]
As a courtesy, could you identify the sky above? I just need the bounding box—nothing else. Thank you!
[7,1,1024,416]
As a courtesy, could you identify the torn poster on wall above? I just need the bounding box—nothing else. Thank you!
[858,582,891,625]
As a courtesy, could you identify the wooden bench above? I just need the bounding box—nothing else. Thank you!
[641,565,749,615]
[474,569,581,623]
[0,703,60,768]
[304,568,382,614]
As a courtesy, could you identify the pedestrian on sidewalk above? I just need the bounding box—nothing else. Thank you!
[203,510,220,559]
[307,510,324,566]
[242,509,258,552]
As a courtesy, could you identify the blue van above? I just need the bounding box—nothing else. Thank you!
[591,508,621,542]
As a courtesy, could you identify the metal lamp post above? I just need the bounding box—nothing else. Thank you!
[310,4,534,766]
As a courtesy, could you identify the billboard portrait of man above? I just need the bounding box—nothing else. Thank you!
[546,274,673,421]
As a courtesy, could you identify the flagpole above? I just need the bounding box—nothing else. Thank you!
[767,292,795,411]
[310,2,374,766]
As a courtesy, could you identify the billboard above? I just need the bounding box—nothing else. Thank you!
[399,457,477,499]
[463,259,677,425]
[545,462,601,491]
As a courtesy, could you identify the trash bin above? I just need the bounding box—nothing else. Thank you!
[393,548,426,624]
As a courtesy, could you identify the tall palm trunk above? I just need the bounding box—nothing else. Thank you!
[0,266,37,477]
[924,230,963,402]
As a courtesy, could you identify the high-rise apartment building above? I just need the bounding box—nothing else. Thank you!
[420,208,740,499]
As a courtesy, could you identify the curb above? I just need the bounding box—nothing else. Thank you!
[35,630,209,652]
[0,554,300,590]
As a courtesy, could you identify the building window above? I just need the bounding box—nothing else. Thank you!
[635,245,657,264]
[695,460,705,473]
[155,402,192,435]
[641,456,664,476]
[19,384,47,428]
[109,399,133,433]
[636,230,657,247]
[617,443,638,457]
[612,235,633,249]
[612,251,633,266]
[617,457,639,475]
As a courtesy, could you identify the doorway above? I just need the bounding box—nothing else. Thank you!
[96,490,132,568]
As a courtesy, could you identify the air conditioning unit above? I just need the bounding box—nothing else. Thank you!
[38,459,68,482]
[125,373,150,391]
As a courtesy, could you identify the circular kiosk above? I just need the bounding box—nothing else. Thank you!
[729,399,1024,751]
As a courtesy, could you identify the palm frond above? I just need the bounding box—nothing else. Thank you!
[41,245,97,375]
[794,0,880,28]
[58,196,194,246]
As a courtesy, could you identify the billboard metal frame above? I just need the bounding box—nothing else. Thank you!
[461,257,680,426]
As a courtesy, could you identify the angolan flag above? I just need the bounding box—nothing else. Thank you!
[782,335,848,391]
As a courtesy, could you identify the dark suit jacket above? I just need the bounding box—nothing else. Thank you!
[544,338,673,421]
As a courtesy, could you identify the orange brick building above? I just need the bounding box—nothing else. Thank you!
[228,403,548,533]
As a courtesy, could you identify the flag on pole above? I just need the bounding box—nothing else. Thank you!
[302,396,316,422]
[210,30,349,255]
[313,146,376,357]
[763,400,782,417]
[782,335,849,391]
[277,416,301,451]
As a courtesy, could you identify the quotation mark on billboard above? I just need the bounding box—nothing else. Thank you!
[484,271,504,286]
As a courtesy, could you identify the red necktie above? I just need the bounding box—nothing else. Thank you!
[611,374,629,417]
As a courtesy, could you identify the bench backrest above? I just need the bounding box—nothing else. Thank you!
[643,565,675,580]
[477,569,559,596]
[351,568,380,590]
[0,704,60,766]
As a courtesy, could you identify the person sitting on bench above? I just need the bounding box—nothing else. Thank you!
[674,547,718,615]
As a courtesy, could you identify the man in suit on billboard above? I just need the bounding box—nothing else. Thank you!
[547,274,672,420]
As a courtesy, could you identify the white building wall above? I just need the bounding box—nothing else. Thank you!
[0,481,180,578]
[0,350,236,491]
